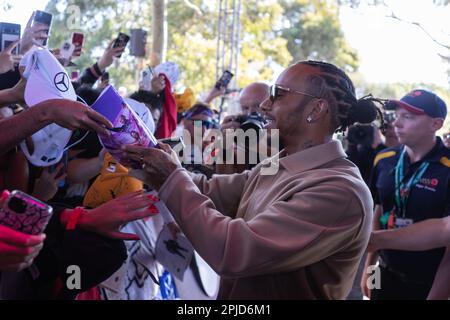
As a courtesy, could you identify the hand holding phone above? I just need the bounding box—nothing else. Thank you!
[0,22,21,55]
[31,10,52,46]
[0,40,21,74]
[0,190,53,235]
[59,41,75,62]
[71,32,84,57]
[215,70,234,90]
[112,32,130,58]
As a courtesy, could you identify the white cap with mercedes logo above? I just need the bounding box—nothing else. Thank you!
[18,48,76,167]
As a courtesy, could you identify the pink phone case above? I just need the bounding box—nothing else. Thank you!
[0,190,53,235]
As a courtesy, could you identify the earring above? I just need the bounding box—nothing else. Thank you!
[307,116,312,123]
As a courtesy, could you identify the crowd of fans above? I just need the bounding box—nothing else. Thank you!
[0,10,449,300]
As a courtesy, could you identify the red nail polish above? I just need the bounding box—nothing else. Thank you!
[0,190,10,201]
[148,205,159,214]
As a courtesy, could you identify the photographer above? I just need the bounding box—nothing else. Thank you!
[221,82,269,130]
[346,112,399,185]
[345,124,386,184]
[218,82,269,174]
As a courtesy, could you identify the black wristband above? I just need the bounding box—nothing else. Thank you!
[93,62,104,77]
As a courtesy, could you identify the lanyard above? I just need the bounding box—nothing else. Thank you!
[394,148,429,217]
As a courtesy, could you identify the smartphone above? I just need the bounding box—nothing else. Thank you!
[0,22,21,55]
[130,28,147,57]
[158,136,185,149]
[71,32,84,57]
[32,10,52,46]
[59,41,75,61]
[112,32,130,58]
[0,190,53,235]
[140,67,152,91]
[215,70,234,90]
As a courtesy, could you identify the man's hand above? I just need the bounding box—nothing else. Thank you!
[123,143,181,190]
[221,114,241,130]
[20,12,49,54]
[0,41,22,74]
[97,40,126,71]
[78,191,160,240]
[0,190,46,272]
[37,99,113,135]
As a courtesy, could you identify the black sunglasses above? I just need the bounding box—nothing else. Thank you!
[269,84,320,102]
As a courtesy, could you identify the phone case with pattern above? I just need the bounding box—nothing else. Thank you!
[0,190,53,235]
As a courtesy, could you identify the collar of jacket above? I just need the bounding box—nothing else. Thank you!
[260,140,347,174]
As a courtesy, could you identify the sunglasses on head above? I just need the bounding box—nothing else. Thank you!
[269,84,320,102]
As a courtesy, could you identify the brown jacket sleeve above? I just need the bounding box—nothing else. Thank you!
[188,170,250,218]
[159,168,367,278]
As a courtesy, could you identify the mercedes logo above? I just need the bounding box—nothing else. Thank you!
[54,72,69,92]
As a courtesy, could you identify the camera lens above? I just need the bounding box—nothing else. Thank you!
[8,197,27,214]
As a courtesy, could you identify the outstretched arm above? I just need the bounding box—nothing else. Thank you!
[368,215,450,252]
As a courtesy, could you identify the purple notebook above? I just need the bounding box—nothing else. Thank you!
[91,85,158,167]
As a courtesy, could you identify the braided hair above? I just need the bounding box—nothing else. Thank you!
[299,60,383,132]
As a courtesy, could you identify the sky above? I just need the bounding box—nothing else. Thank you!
[1,0,449,88]
[340,0,450,87]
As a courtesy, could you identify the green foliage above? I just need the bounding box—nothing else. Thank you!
[45,0,150,90]
[41,0,356,97]
[279,0,359,72]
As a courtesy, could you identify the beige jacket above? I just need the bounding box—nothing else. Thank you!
[158,140,373,299]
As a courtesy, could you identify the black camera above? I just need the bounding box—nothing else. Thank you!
[347,124,374,146]
[234,112,267,132]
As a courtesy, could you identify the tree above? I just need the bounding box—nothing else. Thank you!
[38,0,357,96]
[167,0,293,92]
[279,0,359,72]
[45,0,151,90]
[152,0,167,64]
